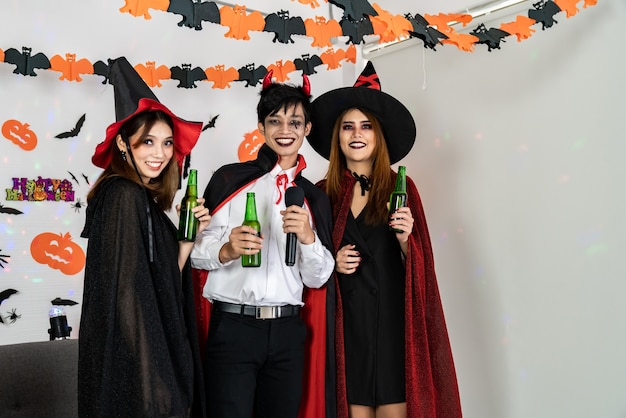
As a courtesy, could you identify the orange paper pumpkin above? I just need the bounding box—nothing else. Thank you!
[238,129,265,162]
[2,119,38,150]
[30,232,86,275]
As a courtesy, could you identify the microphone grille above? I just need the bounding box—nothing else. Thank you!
[285,186,305,207]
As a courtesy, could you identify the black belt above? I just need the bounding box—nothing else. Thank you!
[213,301,301,320]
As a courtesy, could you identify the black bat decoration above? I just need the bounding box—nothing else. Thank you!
[68,171,80,184]
[0,251,10,269]
[82,173,90,186]
[264,10,306,44]
[170,64,207,88]
[202,114,219,131]
[0,289,18,323]
[168,0,220,30]
[294,54,324,75]
[406,13,448,50]
[329,0,377,21]
[528,0,561,30]
[51,297,79,306]
[471,24,510,52]
[4,46,50,76]
[339,17,374,45]
[0,204,23,215]
[93,60,112,84]
[55,114,86,139]
[236,64,268,87]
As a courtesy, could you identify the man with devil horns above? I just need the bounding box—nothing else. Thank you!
[190,72,336,418]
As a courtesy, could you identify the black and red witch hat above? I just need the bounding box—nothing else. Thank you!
[307,61,416,164]
[91,57,202,171]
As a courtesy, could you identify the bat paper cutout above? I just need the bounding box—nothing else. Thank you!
[55,114,86,139]
[267,60,297,82]
[51,297,79,306]
[264,10,306,44]
[4,46,50,76]
[93,59,112,84]
[68,171,80,184]
[294,54,324,75]
[529,0,562,30]
[236,64,268,87]
[202,114,219,131]
[168,0,220,30]
[471,24,510,51]
[49,53,94,81]
[320,48,348,70]
[220,5,265,40]
[119,0,169,19]
[406,13,448,50]
[501,16,537,41]
[425,13,473,33]
[205,64,239,89]
[370,4,413,43]
[0,48,4,63]
[135,61,171,87]
[441,32,480,52]
[329,0,377,21]
[170,63,207,88]
[0,204,23,215]
[340,17,374,44]
[82,173,90,186]
[305,16,343,47]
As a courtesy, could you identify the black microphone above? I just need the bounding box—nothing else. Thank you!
[284,186,305,266]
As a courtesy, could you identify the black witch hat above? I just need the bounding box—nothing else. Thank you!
[307,61,416,164]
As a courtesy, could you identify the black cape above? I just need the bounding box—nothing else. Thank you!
[79,176,206,417]
[192,144,336,418]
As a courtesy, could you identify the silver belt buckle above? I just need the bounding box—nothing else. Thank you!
[256,306,279,319]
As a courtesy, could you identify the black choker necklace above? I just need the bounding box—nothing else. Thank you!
[352,172,371,196]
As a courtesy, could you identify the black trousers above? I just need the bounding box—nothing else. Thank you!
[204,309,307,418]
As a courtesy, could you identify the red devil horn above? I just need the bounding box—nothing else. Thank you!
[262,70,274,91]
[302,74,311,97]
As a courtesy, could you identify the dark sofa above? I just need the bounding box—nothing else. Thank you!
[0,339,78,417]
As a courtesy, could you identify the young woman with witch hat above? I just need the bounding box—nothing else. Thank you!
[307,62,462,418]
[78,57,211,417]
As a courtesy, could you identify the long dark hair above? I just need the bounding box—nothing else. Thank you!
[324,107,394,225]
[87,110,179,211]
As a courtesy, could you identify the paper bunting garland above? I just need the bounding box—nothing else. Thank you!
[0,0,598,89]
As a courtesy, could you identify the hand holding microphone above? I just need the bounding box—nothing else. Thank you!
[283,187,305,266]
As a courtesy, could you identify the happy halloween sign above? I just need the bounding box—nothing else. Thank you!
[6,176,75,202]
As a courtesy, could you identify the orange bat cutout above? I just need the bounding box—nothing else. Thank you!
[205,64,240,89]
[500,16,536,42]
[135,61,171,87]
[238,129,265,162]
[220,5,266,40]
[267,60,297,82]
[320,48,346,70]
[119,0,169,20]
[305,16,342,47]
[441,32,480,52]
[50,53,94,82]
[584,0,598,8]
[344,44,357,63]
[554,0,580,17]
[370,3,412,43]
[294,0,321,8]
[0,48,4,63]
[425,13,472,34]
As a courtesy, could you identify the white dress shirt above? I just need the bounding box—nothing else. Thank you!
[190,163,335,306]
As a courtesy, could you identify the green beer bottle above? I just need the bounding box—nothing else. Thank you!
[242,192,261,267]
[388,166,407,233]
[177,169,199,241]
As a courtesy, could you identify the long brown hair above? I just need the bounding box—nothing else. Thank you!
[324,107,394,225]
[87,110,180,211]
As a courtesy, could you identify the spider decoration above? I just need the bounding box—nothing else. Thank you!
[6,308,21,324]
[0,250,9,269]
[71,198,86,213]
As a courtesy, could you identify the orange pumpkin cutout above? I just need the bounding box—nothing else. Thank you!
[2,119,38,151]
[238,129,265,162]
[31,232,86,275]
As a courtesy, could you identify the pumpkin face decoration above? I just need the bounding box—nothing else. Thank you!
[30,232,86,275]
[237,129,265,162]
[2,119,38,151]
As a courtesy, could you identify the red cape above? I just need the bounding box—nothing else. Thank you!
[323,170,462,417]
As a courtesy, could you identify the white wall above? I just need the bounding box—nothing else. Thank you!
[1,1,620,417]
[368,2,626,417]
